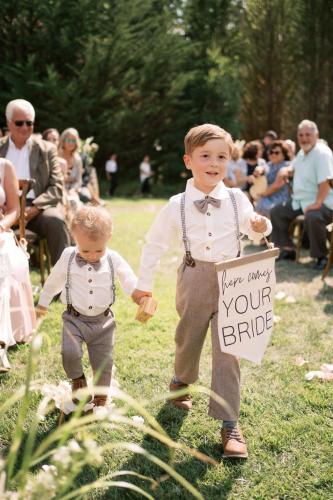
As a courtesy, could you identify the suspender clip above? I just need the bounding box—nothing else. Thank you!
[185,251,196,267]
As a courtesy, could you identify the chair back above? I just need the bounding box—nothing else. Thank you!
[18,179,35,240]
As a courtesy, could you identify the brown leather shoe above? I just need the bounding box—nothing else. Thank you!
[221,425,248,458]
[72,374,89,404]
[169,380,192,410]
[93,395,107,407]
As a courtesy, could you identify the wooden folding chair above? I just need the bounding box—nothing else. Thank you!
[18,179,51,286]
[288,215,304,263]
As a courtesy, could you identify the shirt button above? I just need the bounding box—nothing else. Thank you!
[88,279,92,283]
[88,267,92,271]
[90,290,93,294]
[208,232,212,236]
[89,306,92,310]
[207,212,211,216]
[206,246,210,250]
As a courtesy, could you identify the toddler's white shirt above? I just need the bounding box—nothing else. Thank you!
[137,179,272,291]
[38,247,137,316]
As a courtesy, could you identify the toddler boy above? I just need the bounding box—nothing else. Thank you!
[37,205,137,407]
[132,124,272,458]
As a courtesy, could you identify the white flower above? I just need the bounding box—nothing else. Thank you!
[52,446,72,468]
[82,439,103,465]
[131,415,144,424]
[68,439,81,453]
[41,381,76,415]
[41,464,57,475]
[24,467,57,498]
[93,406,109,420]
[275,291,286,300]
[273,315,281,323]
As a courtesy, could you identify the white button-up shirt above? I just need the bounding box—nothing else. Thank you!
[38,247,137,316]
[136,179,272,291]
[6,137,35,198]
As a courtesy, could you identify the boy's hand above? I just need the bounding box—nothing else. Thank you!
[250,214,267,233]
[131,289,152,305]
[36,305,48,319]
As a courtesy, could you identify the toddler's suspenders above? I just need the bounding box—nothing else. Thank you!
[65,249,116,314]
[180,188,241,267]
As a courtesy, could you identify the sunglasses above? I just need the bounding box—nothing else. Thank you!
[64,138,77,144]
[14,120,34,127]
[269,150,282,155]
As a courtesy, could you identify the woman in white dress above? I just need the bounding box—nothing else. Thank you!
[0,158,36,372]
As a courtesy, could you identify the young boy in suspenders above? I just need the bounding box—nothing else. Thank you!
[37,206,137,408]
[132,124,272,458]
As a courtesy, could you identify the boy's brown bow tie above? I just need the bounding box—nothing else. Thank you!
[193,196,221,213]
[75,253,101,271]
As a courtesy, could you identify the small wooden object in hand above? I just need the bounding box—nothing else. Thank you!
[136,297,158,323]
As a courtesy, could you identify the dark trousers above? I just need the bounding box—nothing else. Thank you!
[271,200,333,259]
[109,173,118,196]
[141,178,150,195]
[27,207,71,265]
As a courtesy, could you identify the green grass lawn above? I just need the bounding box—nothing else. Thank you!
[1,198,333,499]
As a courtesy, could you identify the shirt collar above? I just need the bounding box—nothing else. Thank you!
[185,178,229,201]
[9,136,31,151]
[75,247,109,262]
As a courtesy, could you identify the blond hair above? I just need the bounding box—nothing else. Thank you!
[70,206,112,240]
[59,127,80,154]
[184,123,234,155]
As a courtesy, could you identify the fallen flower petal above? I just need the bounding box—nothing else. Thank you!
[295,356,309,367]
[305,371,333,381]
[320,363,333,372]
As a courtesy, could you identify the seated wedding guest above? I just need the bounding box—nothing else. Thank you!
[284,139,296,161]
[255,140,290,218]
[225,141,245,187]
[59,128,83,211]
[271,120,333,270]
[42,128,68,176]
[252,140,268,167]
[0,99,71,266]
[262,130,278,161]
[234,143,260,195]
[0,158,36,372]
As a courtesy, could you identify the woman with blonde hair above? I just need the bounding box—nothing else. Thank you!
[58,128,83,210]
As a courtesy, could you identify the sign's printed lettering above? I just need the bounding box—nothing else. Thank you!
[217,254,276,364]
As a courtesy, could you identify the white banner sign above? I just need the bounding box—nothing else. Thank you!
[216,248,279,364]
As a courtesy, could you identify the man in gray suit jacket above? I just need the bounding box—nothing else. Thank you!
[0,99,71,265]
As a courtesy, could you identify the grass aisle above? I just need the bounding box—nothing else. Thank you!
[1,198,333,499]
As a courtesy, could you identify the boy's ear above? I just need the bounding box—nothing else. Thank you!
[183,154,192,171]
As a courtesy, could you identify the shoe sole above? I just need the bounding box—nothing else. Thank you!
[222,453,248,459]
[170,400,192,411]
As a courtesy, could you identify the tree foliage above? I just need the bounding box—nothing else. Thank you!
[0,0,332,186]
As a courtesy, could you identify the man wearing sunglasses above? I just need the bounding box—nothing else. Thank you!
[271,120,333,271]
[0,99,71,265]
